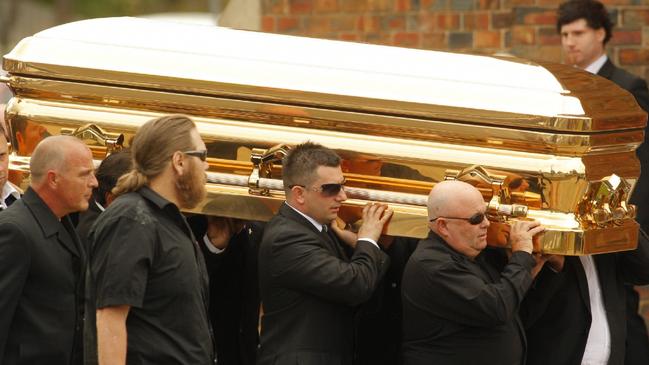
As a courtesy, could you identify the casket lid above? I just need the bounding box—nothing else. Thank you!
[3,17,646,133]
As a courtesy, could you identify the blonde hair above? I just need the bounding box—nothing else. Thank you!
[113,114,196,196]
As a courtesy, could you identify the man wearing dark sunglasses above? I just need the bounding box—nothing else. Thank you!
[401,180,545,365]
[257,142,392,365]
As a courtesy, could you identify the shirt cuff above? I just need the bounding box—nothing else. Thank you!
[203,233,225,254]
[358,237,380,249]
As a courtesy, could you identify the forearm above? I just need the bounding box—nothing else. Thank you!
[97,306,130,365]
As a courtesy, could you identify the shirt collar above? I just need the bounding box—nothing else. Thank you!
[286,202,324,232]
[94,199,105,212]
[584,54,608,74]
[1,182,20,209]
[138,186,176,210]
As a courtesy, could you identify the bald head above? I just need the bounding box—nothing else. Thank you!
[427,180,484,220]
[30,136,89,185]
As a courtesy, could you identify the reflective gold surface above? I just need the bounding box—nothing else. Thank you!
[3,18,647,255]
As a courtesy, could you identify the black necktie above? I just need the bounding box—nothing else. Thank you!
[5,194,17,207]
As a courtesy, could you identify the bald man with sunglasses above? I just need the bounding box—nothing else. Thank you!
[257,142,392,365]
[401,180,546,365]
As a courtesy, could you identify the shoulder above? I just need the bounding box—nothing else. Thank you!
[0,199,34,229]
[405,239,454,273]
[101,192,155,223]
[609,65,646,90]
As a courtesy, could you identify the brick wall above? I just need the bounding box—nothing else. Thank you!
[260,0,649,331]
[260,0,649,80]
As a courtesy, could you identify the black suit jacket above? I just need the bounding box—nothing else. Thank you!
[522,230,649,365]
[189,216,264,365]
[257,203,389,365]
[0,188,85,365]
[598,60,649,230]
[401,233,535,365]
[598,59,649,365]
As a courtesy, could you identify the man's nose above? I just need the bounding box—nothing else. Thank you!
[89,173,98,188]
[481,216,490,228]
[337,188,347,202]
[563,34,575,47]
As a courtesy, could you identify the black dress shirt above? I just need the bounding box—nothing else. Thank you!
[89,186,215,365]
[401,232,535,365]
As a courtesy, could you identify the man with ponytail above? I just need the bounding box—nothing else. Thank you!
[90,115,216,365]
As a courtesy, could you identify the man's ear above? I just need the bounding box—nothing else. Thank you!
[293,185,306,205]
[595,27,606,44]
[46,170,58,189]
[436,220,450,238]
[171,151,184,175]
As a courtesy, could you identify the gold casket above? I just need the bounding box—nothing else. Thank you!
[2,17,646,255]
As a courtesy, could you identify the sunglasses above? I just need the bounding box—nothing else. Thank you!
[290,180,346,197]
[429,212,486,225]
[182,150,208,162]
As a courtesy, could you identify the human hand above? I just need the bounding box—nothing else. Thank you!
[357,203,393,243]
[330,217,358,248]
[509,220,545,254]
[206,216,243,250]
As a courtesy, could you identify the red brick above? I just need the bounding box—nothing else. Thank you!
[503,0,535,6]
[418,13,437,32]
[538,26,560,46]
[395,0,412,12]
[382,15,407,31]
[448,32,473,49]
[357,14,381,33]
[609,28,642,46]
[289,0,313,14]
[511,45,561,62]
[492,11,513,29]
[537,0,562,6]
[304,16,331,34]
[438,13,461,29]
[419,13,460,32]
[364,32,392,46]
[515,7,557,26]
[419,0,437,9]
[369,0,393,11]
[621,9,649,27]
[477,0,498,9]
[261,15,276,32]
[263,0,288,15]
[393,32,421,48]
[600,0,635,5]
[338,33,360,42]
[511,25,536,46]
[314,0,338,12]
[534,46,562,62]
[422,32,447,49]
[619,48,649,66]
[340,0,371,12]
[277,16,301,32]
[474,30,502,48]
[464,12,490,30]
[406,14,420,31]
[331,15,357,32]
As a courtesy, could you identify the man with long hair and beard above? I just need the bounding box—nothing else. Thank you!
[89,115,216,365]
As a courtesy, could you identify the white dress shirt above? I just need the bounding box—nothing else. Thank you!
[578,53,612,365]
[578,255,611,365]
[0,182,20,210]
[584,54,607,74]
